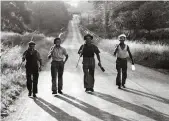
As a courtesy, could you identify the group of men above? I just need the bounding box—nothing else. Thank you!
[22,34,134,97]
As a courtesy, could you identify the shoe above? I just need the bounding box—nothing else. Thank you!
[33,94,37,98]
[85,88,89,92]
[58,90,63,94]
[122,85,126,88]
[118,86,121,89]
[52,91,57,94]
[28,91,32,96]
[90,88,94,92]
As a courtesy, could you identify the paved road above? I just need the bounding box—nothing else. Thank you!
[3,15,169,121]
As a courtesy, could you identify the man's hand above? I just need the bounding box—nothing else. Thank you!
[39,66,42,71]
[98,61,102,67]
[48,55,51,59]
[22,58,25,62]
[132,61,134,65]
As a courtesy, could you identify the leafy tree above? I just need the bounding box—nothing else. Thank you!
[137,2,166,33]
[28,1,70,35]
[1,1,32,33]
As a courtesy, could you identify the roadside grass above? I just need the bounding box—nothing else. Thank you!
[1,32,54,118]
[99,39,169,69]
[79,25,169,70]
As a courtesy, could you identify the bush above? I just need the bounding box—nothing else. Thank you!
[1,32,54,118]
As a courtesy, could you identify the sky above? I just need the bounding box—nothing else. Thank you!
[64,0,80,7]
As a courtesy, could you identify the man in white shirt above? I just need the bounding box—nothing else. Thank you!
[114,34,134,89]
[48,38,68,94]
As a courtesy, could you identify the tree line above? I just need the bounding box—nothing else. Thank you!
[1,1,71,36]
[83,1,169,41]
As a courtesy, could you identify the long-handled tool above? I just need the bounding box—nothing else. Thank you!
[76,43,85,68]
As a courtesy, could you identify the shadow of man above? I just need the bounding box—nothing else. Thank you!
[55,94,132,121]
[88,91,169,121]
[123,88,169,105]
[34,97,81,121]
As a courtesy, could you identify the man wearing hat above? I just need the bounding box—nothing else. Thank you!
[48,38,68,95]
[78,34,102,92]
[114,34,134,89]
[22,41,42,97]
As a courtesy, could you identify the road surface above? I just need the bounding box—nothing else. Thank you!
[3,15,169,121]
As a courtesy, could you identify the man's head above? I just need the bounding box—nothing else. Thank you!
[54,38,61,46]
[28,41,36,50]
[84,34,93,45]
[118,34,126,43]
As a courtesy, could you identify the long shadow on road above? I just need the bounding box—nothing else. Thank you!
[89,91,169,121]
[34,97,81,121]
[123,88,169,105]
[55,94,132,121]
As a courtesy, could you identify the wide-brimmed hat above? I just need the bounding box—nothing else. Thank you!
[28,41,36,45]
[84,34,93,40]
[118,34,126,38]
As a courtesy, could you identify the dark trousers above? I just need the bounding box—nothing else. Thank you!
[82,57,95,89]
[51,61,64,91]
[26,71,39,94]
[116,58,127,86]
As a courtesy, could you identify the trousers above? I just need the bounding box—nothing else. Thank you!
[51,61,64,91]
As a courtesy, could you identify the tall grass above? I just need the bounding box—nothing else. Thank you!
[79,25,169,70]
[1,32,54,118]
[98,39,169,69]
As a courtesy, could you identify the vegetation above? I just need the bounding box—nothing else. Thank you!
[79,25,169,70]
[1,1,71,36]
[81,1,169,41]
[1,32,55,118]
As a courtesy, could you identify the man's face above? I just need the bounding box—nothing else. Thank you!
[119,37,125,43]
[86,36,92,45]
[55,39,61,46]
[29,44,35,50]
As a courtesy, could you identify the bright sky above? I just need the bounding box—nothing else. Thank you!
[64,0,80,7]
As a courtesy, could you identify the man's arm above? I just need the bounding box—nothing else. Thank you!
[64,54,69,64]
[96,53,101,65]
[127,46,134,64]
[94,45,101,66]
[78,45,83,56]
[37,51,42,66]
[114,45,118,56]
[63,48,68,64]
[22,51,27,62]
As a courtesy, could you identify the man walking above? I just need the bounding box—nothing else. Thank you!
[22,41,42,97]
[78,34,102,92]
[48,38,68,94]
[114,34,134,89]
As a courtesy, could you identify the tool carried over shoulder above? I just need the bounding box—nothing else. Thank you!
[76,43,85,68]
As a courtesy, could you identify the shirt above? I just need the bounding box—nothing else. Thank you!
[116,44,128,58]
[49,46,67,61]
[23,48,41,72]
[78,44,100,58]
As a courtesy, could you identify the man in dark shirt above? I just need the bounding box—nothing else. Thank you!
[22,41,42,97]
[78,34,102,92]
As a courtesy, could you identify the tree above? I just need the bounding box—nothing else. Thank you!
[137,2,165,34]
[1,1,32,33]
[27,1,70,35]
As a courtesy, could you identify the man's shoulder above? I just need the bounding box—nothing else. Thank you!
[91,44,98,48]
[60,46,66,51]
